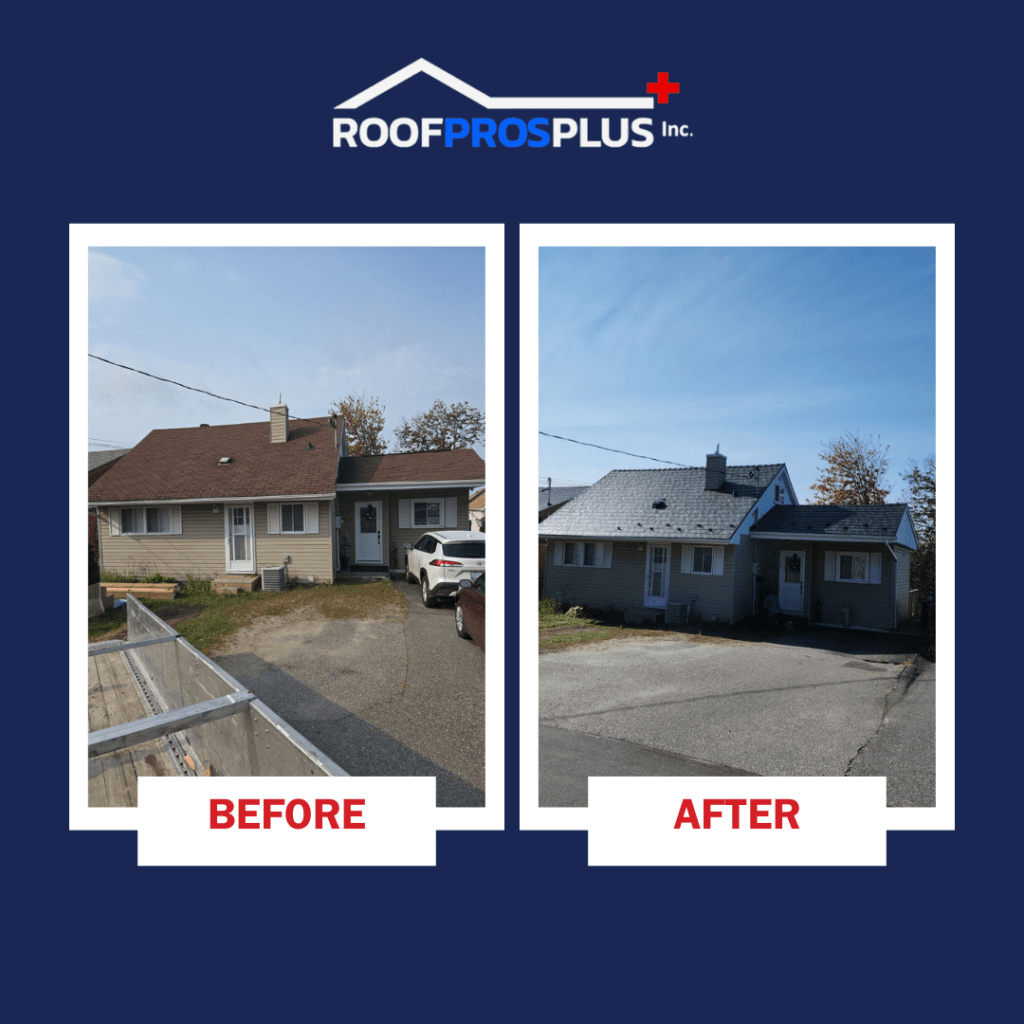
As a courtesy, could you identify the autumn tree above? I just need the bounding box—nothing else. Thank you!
[809,432,891,505]
[901,455,935,600]
[330,393,387,457]
[394,400,484,452]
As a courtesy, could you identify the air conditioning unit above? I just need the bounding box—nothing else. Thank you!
[261,565,286,592]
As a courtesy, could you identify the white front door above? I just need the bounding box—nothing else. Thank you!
[644,544,669,608]
[355,501,383,563]
[225,505,254,573]
[779,550,805,613]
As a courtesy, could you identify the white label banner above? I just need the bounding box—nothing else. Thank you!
[589,777,887,867]
[137,777,437,866]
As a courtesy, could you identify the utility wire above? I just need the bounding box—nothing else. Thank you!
[88,354,335,432]
[539,430,697,468]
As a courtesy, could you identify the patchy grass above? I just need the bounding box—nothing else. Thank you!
[539,598,602,629]
[88,579,406,654]
[539,599,663,652]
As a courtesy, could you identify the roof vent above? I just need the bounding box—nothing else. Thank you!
[200,423,210,428]
[305,442,315,451]
[218,457,232,465]
[652,499,667,510]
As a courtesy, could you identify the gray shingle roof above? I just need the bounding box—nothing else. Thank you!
[752,504,909,539]
[538,485,588,510]
[88,448,132,471]
[539,465,785,541]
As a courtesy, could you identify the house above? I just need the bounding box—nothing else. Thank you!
[538,484,588,523]
[469,488,486,531]
[539,450,917,631]
[88,400,485,583]
[88,448,132,558]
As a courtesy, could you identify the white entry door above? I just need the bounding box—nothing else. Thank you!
[355,501,383,563]
[225,505,254,572]
[779,550,805,613]
[644,545,669,608]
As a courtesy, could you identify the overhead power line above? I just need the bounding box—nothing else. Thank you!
[539,430,697,468]
[88,354,333,432]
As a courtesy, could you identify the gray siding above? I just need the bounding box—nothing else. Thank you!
[754,539,897,630]
[895,547,911,622]
[671,544,738,624]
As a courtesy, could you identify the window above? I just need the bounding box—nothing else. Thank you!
[692,546,713,574]
[557,540,610,568]
[680,544,724,576]
[824,550,881,584]
[414,501,441,527]
[115,506,179,535]
[281,503,305,533]
[839,553,868,582]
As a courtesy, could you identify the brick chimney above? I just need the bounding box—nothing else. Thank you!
[270,395,289,443]
[705,447,726,490]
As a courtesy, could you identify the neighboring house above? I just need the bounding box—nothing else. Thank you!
[538,485,588,522]
[469,488,486,531]
[88,400,485,582]
[88,448,132,557]
[539,450,917,631]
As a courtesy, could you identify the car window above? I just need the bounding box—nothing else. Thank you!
[442,542,485,558]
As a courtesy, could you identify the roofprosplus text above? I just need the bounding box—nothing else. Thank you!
[210,798,366,830]
[332,116,659,148]
[673,798,800,830]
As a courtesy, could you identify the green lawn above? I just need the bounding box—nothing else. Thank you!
[89,579,406,654]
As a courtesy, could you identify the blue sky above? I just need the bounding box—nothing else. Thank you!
[88,247,485,456]
[539,247,936,503]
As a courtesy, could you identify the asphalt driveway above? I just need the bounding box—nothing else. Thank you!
[540,632,932,807]
[213,577,485,807]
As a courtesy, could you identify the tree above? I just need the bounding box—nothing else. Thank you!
[330,393,387,457]
[809,432,890,505]
[901,455,936,600]
[394,400,484,452]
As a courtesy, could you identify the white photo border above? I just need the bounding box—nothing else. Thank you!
[520,223,953,841]
[71,223,505,850]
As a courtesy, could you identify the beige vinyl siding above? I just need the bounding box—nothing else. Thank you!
[385,488,470,570]
[97,505,224,580]
[255,501,333,582]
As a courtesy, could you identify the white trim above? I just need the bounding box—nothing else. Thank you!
[556,539,610,568]
[92,493,334,507]
[336,479,484,492]
[110,504,182,536]
[753,531,911,545]
[224,504,255,573]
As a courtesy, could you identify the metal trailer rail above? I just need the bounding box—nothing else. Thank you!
[88,595,347,806]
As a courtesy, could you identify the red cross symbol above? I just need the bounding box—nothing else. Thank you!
[646,72,679,104]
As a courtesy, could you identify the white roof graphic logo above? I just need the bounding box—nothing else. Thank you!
[335,58,656,111]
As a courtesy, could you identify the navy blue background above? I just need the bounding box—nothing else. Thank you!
[37,4,1002,1014]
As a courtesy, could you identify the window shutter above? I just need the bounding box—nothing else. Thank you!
[445,496,459,528]
[869,551,882,584]
[554,542,564,566]
[108,510,121,537]
[604,542,613,568]
[304,502,319,534]
[712,547,725,576]
[398,499,411,529]
[267,504,281,535]
[823,551,835,581]
[171,506,182,534]
[680,545,691,573]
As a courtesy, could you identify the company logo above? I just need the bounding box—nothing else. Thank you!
[332,59,692,150]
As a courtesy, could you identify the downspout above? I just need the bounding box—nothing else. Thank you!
[885,542,898,629]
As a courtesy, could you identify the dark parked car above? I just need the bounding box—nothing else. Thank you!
[455,572,485,652]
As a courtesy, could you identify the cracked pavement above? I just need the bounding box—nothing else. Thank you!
[540,633,934,806]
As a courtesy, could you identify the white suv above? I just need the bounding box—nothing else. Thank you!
[407,531,486,607]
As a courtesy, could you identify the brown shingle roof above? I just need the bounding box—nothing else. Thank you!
[337,449,485,486]
[88,419,340,502]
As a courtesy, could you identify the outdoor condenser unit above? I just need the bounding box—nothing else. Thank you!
[261,565,286,591]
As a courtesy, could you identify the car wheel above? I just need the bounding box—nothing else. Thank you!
[421,575,436,608]
[456,603,470,639]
